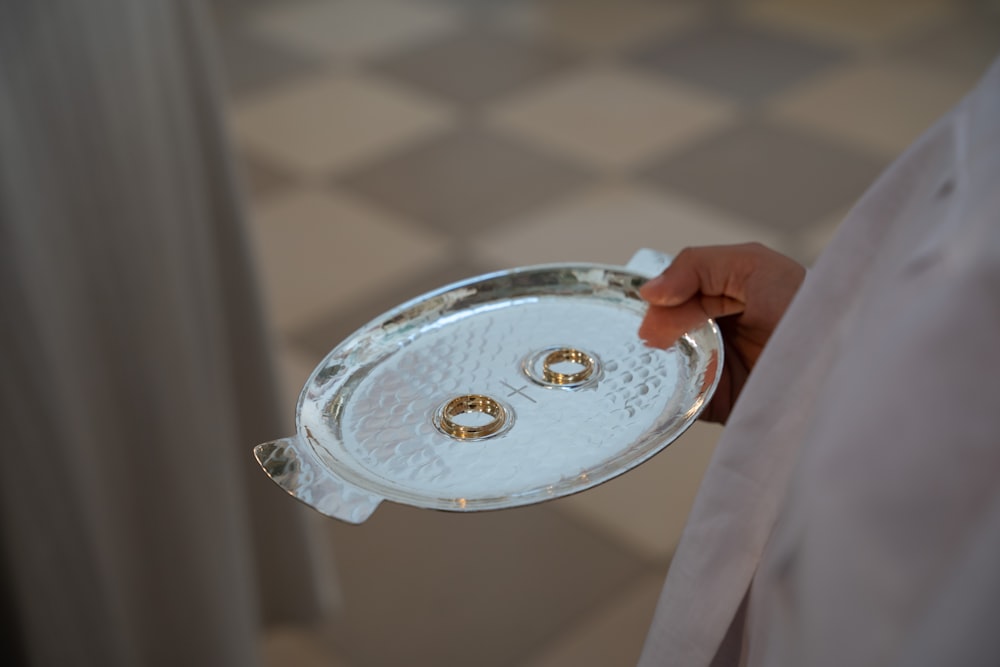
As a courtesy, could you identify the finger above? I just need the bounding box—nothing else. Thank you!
[638,295,744,351]
[639,248,702,306]
[640,244,763,306]
[698,294,745,320]
[638,300,711,349]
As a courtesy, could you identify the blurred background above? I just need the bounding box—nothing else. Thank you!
[209,0,997,665]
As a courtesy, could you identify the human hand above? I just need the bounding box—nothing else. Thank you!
[638,243,805,424]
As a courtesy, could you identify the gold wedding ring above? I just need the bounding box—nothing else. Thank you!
[542,348,595,385]
[438,394,507,440]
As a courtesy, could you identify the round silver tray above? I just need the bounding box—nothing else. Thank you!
[254,250,722,523]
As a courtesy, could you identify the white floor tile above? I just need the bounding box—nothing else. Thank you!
[231,71,455,175]
[249,0,461,60]
[250,188,450,333]
[489,65,736,172]
[470,184,788,269]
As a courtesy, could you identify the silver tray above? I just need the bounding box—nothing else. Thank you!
[254,249,722,523]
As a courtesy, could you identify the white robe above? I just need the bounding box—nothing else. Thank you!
[639,54,1000,667]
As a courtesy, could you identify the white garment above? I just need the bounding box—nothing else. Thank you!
[639,55,1000,667]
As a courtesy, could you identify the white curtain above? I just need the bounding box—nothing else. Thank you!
[0,2,327,665]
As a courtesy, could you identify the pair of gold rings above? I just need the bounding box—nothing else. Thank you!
[437,347,595,441]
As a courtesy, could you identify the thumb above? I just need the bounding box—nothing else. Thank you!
[640,245,765,306]
[639,255,700,306]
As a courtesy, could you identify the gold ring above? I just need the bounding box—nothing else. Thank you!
[542,348,595,385]
[439,395,507,440]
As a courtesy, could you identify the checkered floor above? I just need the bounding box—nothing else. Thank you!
[208,1,999,665]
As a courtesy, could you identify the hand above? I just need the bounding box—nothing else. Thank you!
[639,243,805,424]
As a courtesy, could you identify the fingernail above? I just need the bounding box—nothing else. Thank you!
[639,275,664,292]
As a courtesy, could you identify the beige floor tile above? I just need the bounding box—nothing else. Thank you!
[488,65,736,172]
[262,626,354,667]
[230,71,455,176]
[248,0,461,60]
[521,573,666,667]
[767,60,976,157]
[494,0,698,54]
[250,188,450,333]
[470,184,788,269]
[740,0,958,49]
[551,421,723,562]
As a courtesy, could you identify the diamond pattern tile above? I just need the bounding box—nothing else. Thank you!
[628,19,845,104]
[767,60,977,157]
[488,65,736,171]
[741,0,959,49]
[471,184,788,269]
[230,71,455,176]
[249,189,450,332]
[288,258,501,359]
[324,503,645,667]
[640,119,886,232]
[339,127,592,233]
[493,0,699,54]
[248,0,461,60]
[372,27,579,106]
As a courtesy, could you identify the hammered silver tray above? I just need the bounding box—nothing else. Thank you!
[254,249,722,524]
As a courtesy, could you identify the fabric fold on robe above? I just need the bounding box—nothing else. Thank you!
[639,54,1000,667]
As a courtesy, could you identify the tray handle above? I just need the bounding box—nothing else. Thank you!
[626,248,673,278]
[254,436,382,524]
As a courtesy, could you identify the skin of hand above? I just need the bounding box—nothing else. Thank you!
[638,243,806,424]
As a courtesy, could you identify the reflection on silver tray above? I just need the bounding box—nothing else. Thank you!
[254,249,722,524]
